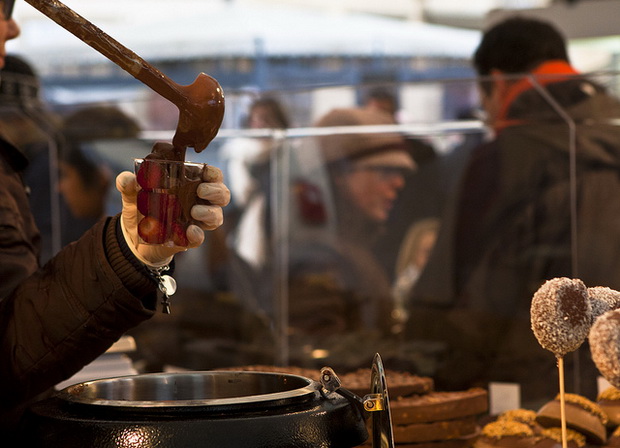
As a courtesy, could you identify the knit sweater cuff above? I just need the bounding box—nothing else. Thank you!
[104,214,158,309]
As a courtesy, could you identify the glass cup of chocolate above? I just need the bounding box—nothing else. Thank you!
[134,158,207,248]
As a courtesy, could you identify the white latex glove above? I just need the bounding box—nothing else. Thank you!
[116,165,230,267]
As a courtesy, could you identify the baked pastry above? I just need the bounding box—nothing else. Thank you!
[475,418,586,448]
[530,278,592,357]
[217,365,434,399]
[604,426,620,447]
[495,409,544,434]
[395,436,477,448]
[474,419,536,448]
[338,368,434,398]
[536,393,608,444]
[390,388,488,425]
[534,427,586,448]
[393,416,479,444]
[597,386,620,427]
[388,387,486,445]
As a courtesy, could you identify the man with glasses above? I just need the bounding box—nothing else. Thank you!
[0,0,230,439]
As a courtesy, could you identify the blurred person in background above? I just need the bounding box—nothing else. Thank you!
[287,107,416,370]
[58,142,111,222]
[0,2,230,439]
[219,96,290,288]
[221,96,290,214]
[409,16,620,407]
[363,87,399,121]
[58,105,141,244]
[391,217,440,333]
[0,54,59,152]
[0,54,62,263]
[244,96,290,130]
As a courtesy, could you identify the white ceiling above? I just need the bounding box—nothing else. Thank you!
[8,1,482,65]
[7,0,618,73]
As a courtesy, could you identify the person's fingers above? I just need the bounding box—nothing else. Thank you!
[202,165,224,183]
[191,204,224,230]
[185,224,205,248]
[196,182,231,206]
[118,167,226,262]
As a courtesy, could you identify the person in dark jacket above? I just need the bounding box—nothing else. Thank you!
[409,17,620,408]
[0,54,63,264]
[0,2,230,437]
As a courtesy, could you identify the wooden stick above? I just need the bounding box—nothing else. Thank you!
[558,356,568,448]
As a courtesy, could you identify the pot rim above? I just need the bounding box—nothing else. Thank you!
[57,370,319,409]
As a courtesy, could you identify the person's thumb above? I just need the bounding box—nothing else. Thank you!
[116,171,139,246]
[116,171,138,198]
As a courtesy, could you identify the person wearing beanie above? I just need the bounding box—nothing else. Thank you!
[0,54,63,263]
[286,107,415,370]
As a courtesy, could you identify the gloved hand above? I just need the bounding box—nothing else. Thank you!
[116,164,230,267]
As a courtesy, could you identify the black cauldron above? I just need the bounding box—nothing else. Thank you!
[23,354,394,448]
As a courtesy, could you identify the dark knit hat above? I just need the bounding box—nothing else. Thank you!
[0,54,40,106]
[315,107,415,170]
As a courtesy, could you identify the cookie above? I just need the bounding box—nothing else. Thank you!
[536,393,608,444]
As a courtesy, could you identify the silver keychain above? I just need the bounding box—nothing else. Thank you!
[149,265,177,314]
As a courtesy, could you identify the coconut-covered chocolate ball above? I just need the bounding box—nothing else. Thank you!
[530,278,591,357]
[589,286,620,321]
[590,309,620,388]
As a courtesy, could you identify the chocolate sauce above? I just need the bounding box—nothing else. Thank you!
[146,142,184,162]
[172,73,225,153]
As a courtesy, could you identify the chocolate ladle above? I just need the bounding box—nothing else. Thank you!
[23,0,225,153]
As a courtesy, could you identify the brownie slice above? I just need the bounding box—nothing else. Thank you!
[393,416,479,444]
[339,368,434,398]
[391,388,488,425]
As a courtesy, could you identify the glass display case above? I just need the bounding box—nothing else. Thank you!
[24,72,620,412]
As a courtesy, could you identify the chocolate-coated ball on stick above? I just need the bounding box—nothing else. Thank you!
[590,309,620,388]
[530,278,592,357]
[589,287,620,321]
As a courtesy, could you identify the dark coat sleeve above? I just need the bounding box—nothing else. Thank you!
[0,148,40,299]
[0,217,156,407]
[0,143,157,411]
